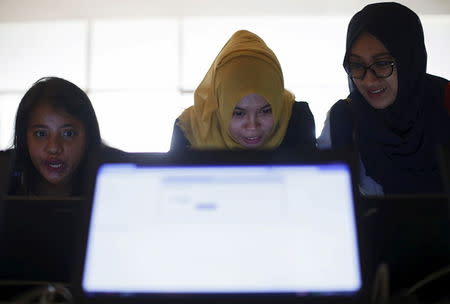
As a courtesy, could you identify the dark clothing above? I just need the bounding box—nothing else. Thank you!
[170,101,316,151]
[0,150,13,197]
[170,119,192,151]
[328,2,450,195]
[329,75,450,194]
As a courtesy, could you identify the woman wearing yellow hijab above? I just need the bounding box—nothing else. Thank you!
[171,30,315,150]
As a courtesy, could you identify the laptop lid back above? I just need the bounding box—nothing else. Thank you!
[74,150,364,304]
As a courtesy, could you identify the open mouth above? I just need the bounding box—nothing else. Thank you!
[243,136,262,145]
[45,160,65,171]
[367,87,386,96]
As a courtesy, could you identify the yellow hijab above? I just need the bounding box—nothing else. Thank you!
[178,30,295,149]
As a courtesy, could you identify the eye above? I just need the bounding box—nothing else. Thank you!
[33,130,47,137]
[348,62,365,71]
[232,110,245,117]
[62,129,77,137]
[260,107,272,115]
[373,60,394,68]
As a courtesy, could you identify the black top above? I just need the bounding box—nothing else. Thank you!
[170,101,316,151]
[0,150,12,198]
[329,74,450,194]
[331,2,450,194]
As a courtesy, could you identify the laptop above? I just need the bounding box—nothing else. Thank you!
[0,196,84,283]
[356,145,450,296]
[0,147,125,287]
[73,149,367,304]
[359,194,450,297]
[0,151,84,284]
[0,151,81,297]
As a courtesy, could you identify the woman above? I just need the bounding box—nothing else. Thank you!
[8,77,120,196]
[171,30,315,150]
[318,2,450,195]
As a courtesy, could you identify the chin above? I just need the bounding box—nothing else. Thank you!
[366,98,395,110]
[238,142,261,149]
[46,179,64,185]
[46,174,71,185]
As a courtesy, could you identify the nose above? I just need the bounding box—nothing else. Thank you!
[45,135,63,154]
[361,68,379,83]
[244,114,260,130]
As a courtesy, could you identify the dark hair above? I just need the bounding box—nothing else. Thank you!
[11,76,102,195]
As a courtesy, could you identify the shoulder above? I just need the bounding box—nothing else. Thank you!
[424,74,450,141]
[425,74,450,110]
[2,149,25,195]
[425,73,449,88]
[429,75,450,114]
[291,100,312,112]
[279,101,316,149]
[1,149,15,174]
[170,119,191,151]
[0,148,14,159]
[446,82,450,115]
[1,148,14,184]
[289,101,314,125]
[328,98,353,121]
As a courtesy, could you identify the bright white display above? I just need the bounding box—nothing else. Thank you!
[83,163,361,294]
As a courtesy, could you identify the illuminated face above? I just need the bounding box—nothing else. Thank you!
[228,93,274,149]
[27,103,87,186]
[349,32,398,109]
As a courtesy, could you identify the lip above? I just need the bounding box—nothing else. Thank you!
[242,136,262,145]
[366,87,386,98]
[43,159,66,172]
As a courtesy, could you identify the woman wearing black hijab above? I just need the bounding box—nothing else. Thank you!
[318,2,450,195]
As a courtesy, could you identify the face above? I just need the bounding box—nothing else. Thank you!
[349,32,398,109]
[27,103,87,186]
[228,94,274,149]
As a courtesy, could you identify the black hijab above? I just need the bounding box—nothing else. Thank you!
[344,2,450,194]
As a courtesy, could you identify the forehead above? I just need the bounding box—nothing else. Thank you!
[349,32,391,59]
[28,103,82,127]
[235,94,270,108]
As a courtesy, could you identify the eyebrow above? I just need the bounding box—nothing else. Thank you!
[29,124,48,129]
[29,123,74,129]
[349,52,392,60]
[234,104,272,111]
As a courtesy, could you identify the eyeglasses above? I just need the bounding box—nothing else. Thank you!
[345,60,396,79]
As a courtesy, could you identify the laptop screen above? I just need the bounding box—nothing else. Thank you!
[81,158,361,297]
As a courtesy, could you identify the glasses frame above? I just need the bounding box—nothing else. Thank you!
[346,60,396,80]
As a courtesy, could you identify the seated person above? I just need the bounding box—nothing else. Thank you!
[7,77,123,196]
[171,30,316,150]
[317,2,450,195]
